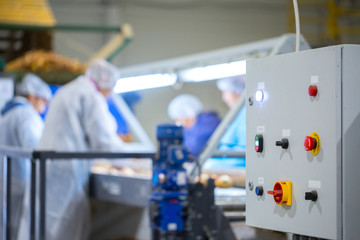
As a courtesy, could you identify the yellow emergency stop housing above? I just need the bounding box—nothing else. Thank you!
[279,181,292,205]
[310,132,321,156]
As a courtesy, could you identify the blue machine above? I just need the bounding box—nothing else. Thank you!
[150,124,189,233]
[150,124,237,240]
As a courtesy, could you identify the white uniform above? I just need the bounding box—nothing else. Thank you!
[0,96,44,240]
[0,96,44,148]
[37,76,124,240]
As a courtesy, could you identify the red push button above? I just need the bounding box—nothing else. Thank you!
[304,136,316,151]
[308,85,318,97]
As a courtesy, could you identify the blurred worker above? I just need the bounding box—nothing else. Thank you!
[168,94,221,157]
[202,76,246,172]
[0,73,51,240]
[0,73,51,147]
[36,59,125,240]
[216,75,246,150]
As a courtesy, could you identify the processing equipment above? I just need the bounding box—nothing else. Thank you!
[150,124,188,235]
[150,123,236,240]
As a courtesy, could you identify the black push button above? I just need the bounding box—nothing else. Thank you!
[305,190,318,202]
[276,138,289,149]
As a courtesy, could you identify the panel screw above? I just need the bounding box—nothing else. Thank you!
[248,181,254,191]
[249,96,254,106]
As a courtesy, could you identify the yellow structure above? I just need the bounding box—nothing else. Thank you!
[288,0,360,45]
[309,132,321,156]
[0,0,56,26]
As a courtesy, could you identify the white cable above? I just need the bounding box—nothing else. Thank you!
[293,0,300,52]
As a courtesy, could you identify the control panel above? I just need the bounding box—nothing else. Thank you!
[246,45,360,239]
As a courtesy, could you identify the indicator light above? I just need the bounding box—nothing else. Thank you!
[255,90,264,102]
[254,134,263,152]
[308,85,318,97]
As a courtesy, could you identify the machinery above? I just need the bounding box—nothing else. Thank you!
[246,45,360,239]
[150,124,188,235]
[150,123,236,240]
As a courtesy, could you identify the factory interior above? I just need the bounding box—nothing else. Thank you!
[1,0,360,239]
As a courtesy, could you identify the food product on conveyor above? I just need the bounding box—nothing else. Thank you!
[215,174,234,188]
[91,161,152,178]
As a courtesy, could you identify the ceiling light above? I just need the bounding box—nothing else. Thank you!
[180,60,246,82]
[114,73,177,93]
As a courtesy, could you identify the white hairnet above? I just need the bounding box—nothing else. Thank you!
[216,75,246,94]
[17,73,52,101]
[86,59,120,90]
[168,94,203,120]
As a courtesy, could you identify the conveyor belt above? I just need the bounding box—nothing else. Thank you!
[89,173,151,207]
[90,173,246,207]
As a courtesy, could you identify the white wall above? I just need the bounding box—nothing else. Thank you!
[49,0,288,142]
[115,1,287,141]
[49,0,121,62]
[115,1,287,66]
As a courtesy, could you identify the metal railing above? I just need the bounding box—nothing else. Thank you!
[0,145,154,240]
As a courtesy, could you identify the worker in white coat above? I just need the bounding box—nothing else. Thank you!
[0,73,51,148]
[37,59,125,240]
[0,73,51,240]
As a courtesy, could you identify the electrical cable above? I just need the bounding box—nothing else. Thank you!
[293,0,300,52]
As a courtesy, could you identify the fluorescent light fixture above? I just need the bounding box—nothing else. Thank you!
[180,60,246,82]
[113,73,177,93]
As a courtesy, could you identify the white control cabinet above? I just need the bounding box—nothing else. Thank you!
[246,45,360,240]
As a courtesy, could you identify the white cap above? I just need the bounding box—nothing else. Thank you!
[86,59,120,90]
[168,94,203,120]
[17,73,52,101]
[216,75,245,94]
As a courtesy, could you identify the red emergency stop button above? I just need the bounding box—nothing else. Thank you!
[308,85,318,97]
[305,132,321,156]
[304,136,317,151]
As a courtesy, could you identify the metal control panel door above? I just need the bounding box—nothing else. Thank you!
[246,45,360,239]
